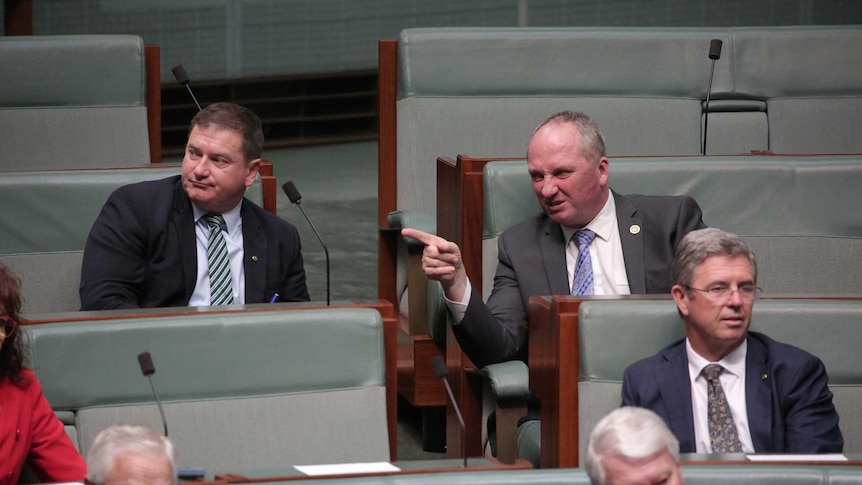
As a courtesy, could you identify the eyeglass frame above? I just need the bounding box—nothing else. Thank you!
[684,284,763,302]
[1,315,17,337]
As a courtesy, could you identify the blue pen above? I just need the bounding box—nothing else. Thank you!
[269,293,279,303]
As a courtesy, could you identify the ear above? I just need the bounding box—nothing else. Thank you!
[671,284,690,316]
[597,156,610,184]
[244,158,262,187]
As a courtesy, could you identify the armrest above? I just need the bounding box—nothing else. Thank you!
[387,210,436,247]
[477,360,531,464]
[478,360,530,403]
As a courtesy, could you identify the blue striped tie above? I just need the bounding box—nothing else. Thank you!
[205,214,234,305]
[571,229,595,295]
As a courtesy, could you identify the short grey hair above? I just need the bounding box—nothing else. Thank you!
[585,407,680,485]
[528,110,607,163]
[86,425,176,485]
[671,227,758,290]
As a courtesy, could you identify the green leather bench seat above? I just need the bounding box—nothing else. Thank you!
[0,35,151,170]
[0,166,265,313]
[22,307,390,472]
[572,298,862,464]
[482,155,862,298]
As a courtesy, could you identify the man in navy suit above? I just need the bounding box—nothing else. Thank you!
[403,111,705,367]
[622,228,843,453]
[80,102,308,310]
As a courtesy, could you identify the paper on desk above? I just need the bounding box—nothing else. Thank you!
[295,461,401,476]
[747,454,847,462]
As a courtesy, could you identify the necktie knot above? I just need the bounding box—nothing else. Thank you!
[703,363,723,381]
[573,229,596,248]
[205,213,226,232]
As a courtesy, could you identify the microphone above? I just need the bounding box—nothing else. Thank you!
[171,64,202,111]
[282,181,330,306]
[702,39,723,155]
[137,352,169,437]
[431,355,467,467]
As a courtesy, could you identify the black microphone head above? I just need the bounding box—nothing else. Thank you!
[708,39,723,60]
[171,65,191,85]
[282,181,302,204]
[137,351,155,376]
[431,355,447,379]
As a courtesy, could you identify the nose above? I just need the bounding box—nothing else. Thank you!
[726,287,745,306]
[539,177,558,198]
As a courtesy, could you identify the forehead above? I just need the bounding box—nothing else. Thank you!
[528,124,590,169]
[694,254,754,282]
[188,125,244,154]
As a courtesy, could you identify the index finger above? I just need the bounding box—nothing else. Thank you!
[400,228,443,246]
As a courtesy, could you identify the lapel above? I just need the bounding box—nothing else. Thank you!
[241,200,267,303]
[614,192,646,293]
[539,217,570,295]
[658,341,697,451]
[172,179,198,297]
[745,333,773,452]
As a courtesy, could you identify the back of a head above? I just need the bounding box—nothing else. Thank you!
[585,407,680,485]
[86,425,176,485]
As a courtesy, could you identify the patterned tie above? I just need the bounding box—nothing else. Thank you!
[703,364,743,453]
[571,229,596,295]
[205,214,234,305]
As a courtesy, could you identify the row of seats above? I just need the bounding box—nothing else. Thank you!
[20,303,397,479]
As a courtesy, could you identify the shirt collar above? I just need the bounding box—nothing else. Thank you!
[561,192,616,245]
[193,201,242,236]
[686,336,748,379]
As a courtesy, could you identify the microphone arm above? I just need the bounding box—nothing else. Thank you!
[282,181,330,306]
[431,355,467,467]
[703,39,723,155]
[137,352,169,437]
[171,64,202,111]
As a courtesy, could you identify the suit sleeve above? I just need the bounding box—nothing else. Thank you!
[781,355,844,453]
[451,233,529,367]
[26,378,87,483]
[79,187,150,310]
[676,195,708,242]
[276,223,310,302]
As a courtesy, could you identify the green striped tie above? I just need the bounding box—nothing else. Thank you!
[205,214,234,305]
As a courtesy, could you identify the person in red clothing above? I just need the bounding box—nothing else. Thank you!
[0,265,86,484]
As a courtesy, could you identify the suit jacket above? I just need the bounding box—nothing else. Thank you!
[621,331,844,453]
[0,370,86,485]
[453,191,705,367]
[80,176,309,310]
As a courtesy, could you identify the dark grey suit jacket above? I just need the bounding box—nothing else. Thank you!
[622,331,844,453]
[80,176,309,310]
[453,191,705,367]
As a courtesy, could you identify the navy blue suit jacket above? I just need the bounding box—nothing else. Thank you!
[453,191,706,367]
[80,176,309,310]
[622,331,844,453]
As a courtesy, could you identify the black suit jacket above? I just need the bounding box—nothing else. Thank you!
[453,191,706,367]
[622,332,844,453]
[80,176,308,310]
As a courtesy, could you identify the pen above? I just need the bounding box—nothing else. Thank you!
[269,293,279,303]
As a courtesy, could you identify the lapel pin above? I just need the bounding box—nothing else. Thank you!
[762,373,768,380]
[629,224,641,235]
[251,255,259,262]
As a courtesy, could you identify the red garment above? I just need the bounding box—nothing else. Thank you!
[0,369,86,485]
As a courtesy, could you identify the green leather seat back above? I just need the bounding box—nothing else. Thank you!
[22,307,389,471]
[0,35,151,170]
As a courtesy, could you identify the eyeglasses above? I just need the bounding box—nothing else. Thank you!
[686,284,762,302]
[1,316,17,337]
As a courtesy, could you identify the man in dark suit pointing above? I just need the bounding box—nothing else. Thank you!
[403,111,706,367]
[80,102,308,310]
[622,228,843,453]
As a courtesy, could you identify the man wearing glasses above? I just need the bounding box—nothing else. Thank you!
[622,228,843,454]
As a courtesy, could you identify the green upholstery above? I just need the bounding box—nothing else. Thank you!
[0,166,264,313]
[482,156,862,299]
[0,35,150,170]
[571,298,862,465]
[21,307,390,471]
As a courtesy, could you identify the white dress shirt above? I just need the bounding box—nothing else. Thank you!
[188,201,246,306]
[687,338,755,453]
